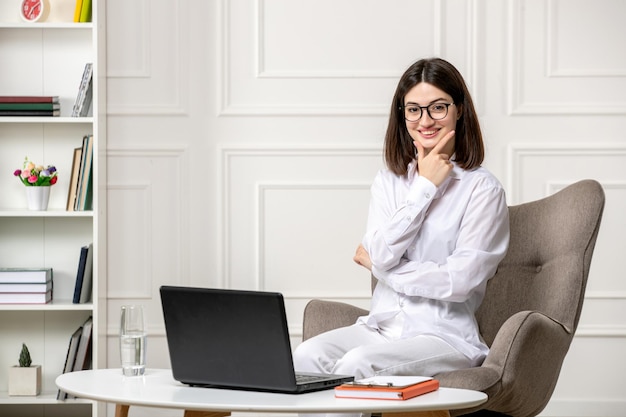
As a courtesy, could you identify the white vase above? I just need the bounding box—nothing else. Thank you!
[25,186,51,211]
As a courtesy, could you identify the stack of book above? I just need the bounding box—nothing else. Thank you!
[0,96,60,117]
[57,316,93,400]
[0,268,53,304]
[73,0,92,23]
[67,134,94,211]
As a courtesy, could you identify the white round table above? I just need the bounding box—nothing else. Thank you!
[56,369,487,417]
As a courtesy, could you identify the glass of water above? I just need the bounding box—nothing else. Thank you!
[120,305,147,376]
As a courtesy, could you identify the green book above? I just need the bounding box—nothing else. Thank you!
[79,0,92,22]
[0,102,60,110]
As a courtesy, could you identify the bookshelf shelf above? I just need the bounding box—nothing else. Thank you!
[0,210,94,218]
[0,23,93,29]
[0,209,94,217]
[0,301,93,312]
[0,1,105,416]
[0,117,94,124]
[0,390,93,404]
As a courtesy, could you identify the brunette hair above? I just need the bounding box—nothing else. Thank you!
[383,58,484,176]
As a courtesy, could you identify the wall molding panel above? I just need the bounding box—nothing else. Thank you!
[542,399,626,417]
[508,0,626,115]
[506,144,626,203]
[255,0,445,79]
[106,0,151,79]
[257,182,373,299]
[106,0,189,115]
[219,145,381,297]
[106,147,189,301]
[106,182,153,299]
[546,0,626,78]
[576,325,626,338]
[218,0,478,116]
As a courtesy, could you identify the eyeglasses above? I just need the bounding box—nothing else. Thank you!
[401,102,454,122]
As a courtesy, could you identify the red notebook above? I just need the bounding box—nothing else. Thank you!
[0,96,59,103]
[334,376,439,400]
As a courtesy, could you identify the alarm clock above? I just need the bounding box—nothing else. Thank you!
[20,0,46,23]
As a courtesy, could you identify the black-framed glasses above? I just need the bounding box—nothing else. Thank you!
[401,102,454,122]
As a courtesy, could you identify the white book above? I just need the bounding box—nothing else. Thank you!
[0,280,52,293]
[0,291,52,304]
[0,268,52,284]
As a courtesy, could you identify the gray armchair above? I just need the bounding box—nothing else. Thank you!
[302,179,605,417]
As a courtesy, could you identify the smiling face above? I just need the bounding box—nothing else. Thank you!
[404,82,459,158]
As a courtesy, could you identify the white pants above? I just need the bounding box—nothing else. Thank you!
[294,322,471,379]
[293,322,471,417]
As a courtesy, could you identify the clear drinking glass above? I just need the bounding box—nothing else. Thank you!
[120,305,147,376]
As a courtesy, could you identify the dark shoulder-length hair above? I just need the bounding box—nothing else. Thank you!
[383,57,484,176]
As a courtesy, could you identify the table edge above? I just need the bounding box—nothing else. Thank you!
[56,369,488,413]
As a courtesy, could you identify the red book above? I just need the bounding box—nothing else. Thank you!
[0,96,59,103]
[334,376,439,400]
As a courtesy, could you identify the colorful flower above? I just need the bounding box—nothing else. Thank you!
[14,157,58,187]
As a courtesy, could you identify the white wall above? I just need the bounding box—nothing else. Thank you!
[104,1,626,416]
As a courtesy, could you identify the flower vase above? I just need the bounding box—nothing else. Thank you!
[25,186,51,211]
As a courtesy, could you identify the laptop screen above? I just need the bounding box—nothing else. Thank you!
[160,286,300,391]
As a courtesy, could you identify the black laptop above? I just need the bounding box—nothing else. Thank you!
[160,285,354,393]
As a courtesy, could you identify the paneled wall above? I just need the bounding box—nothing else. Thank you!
[105,1,626,416]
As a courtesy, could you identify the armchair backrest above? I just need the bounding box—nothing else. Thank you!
[475,180,605,347]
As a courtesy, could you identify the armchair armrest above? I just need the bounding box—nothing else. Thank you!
[302,300,368,341]
[437,310,572,417]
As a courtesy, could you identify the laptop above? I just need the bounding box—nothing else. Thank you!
[160,285,354,393]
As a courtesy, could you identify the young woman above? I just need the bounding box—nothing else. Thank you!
[293,58,510,382]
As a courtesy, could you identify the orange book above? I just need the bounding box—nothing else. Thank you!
[334,376,439,400]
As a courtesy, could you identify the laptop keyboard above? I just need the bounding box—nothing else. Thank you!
[295,373,327,384]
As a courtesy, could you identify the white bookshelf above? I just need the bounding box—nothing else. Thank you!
[0,1,106,416]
